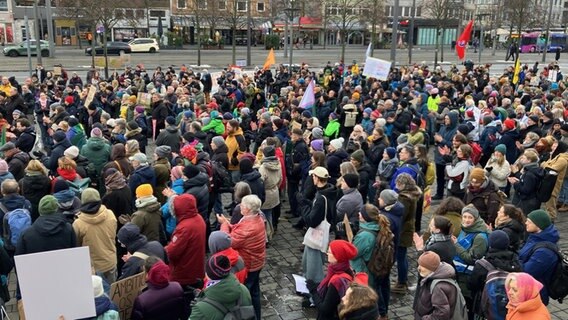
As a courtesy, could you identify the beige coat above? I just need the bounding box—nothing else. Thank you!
[73,205,117,273]
[258,157,282,210]
[542,152,568,198]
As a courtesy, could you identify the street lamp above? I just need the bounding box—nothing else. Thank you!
[246,0,252,66]
[284,1,299,67]
[477,13,490,64]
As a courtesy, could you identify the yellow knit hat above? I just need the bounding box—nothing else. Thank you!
[136,184,153,198]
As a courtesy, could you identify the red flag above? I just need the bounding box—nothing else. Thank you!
[455,20,474,60]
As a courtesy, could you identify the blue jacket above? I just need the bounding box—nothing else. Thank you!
[161,179,184,235]
[129,165,156,206]
[518,224,560,305]
[434,112,458,164]
[381,201,404,249]
[390,159,420,190]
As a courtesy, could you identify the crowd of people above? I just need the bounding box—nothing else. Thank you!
[0,58,564,320]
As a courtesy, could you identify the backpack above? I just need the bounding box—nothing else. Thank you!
[201,295,255,320]
[402,163,426,189]
[212,160,234,193]
[65,177,91,197]
[468,141,483,165]
[366,228,396,277]
[343,104,358,128]
[535,167,559,203]
[0,203,31,251]
[429,278,468,320]
[529,242,568,303]
[454,232,489,274]
[476,259,509,320]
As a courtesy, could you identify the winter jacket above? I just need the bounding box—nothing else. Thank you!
[189,274,252,320]
[484,157,511,188]
[241,170,266,204]
[381,201,405,249]
[15,126,36,153]
[512,162,540,201]
[66,125,87,150]
[153,158,170,205]
[496,129,520,164]
[221,213,266,272]
[131,281,185,320]
[424,236,456,267]
[505,294,551,320]
[129,165,156,204]
[518,224,560,305]
[212,248,247,284]
[211,144,229,170]
[254,124,274,149]
[327,149,349,185]
[390,158,421,190]
[15,214,76,255]
[541,149,568,199]
[258,157,281,209]
[117,223,166,280]
[445,158,471,193]
[377,157,398,181]
[289,139,310,183]
[468,249,522,303]
[93,295,119,320]
[165,195,206,286]
[131,200,163,243]
[340,305,379,320]
[335,188,364,227]
[226,127,247,171]
[350,221,379,275]
[398,186,421,248]
[156,125,182,153]
[202,118,225,135]
[463,179,502,224]
[303,184,337,230]
[73,204,117,273]
[434,112,458,165]
[18,174,50,221]
[102,144,134,179]
[183,172,210,217]
[102,186,133,219]
[495,218,525,252]
[80,137,111,176]
[413,262,459,320]
[454,218,490,269]
[7,150,29,181]
[324,119,340,139]
[367,136,388,177]
[480,122,499,156]
[356,163,372,201]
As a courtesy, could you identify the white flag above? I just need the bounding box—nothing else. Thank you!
[366,42,372,57]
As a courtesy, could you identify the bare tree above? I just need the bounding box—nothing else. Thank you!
[421,0,452,65]
[360,0,386,56]
[220,0,247,65]
[503,0,545,36]
[325,0,364,61]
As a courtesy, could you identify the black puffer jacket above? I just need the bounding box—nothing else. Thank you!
[495,219,525,252]
[117,223,166,280]
[183,172,210,217]
[15,214,76,255]
[241,170,265,204]
[19,174,51,221]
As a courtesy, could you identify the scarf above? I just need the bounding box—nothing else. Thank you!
[317,261,352,298]
[425,232,452,248]
[105,171,127,191]
[494,215,512,228]
[135,196,158,209]
[81,201,102,214]
[506,273,543,307]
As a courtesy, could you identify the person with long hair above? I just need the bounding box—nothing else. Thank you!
[440,143,472,200]
[413,216,456,266]
[428,196,465,238]
[505,273,551,320]
[484,144,511,192]
[18,159,51,221]
[338,283,379,320]
[540,140,568,221]
[494,204,526,252]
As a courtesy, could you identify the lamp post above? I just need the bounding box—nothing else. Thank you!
[477,13,490,64]
[284,1,299,67]
[246,0,252,66]
[407,0,416,64]
[390,0,400,63]
[542,0,553,63]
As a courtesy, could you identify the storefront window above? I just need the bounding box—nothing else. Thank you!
[0,0,7,11]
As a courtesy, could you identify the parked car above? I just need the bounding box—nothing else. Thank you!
[128,38,160,53]
[85,42,132,55]
[3,40,50,57]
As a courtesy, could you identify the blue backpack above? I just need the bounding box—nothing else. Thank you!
[476,259,509,320]
[0,204,32,251]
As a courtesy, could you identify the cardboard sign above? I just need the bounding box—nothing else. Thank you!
[110,272,146,320]
[15,247,95,320]
[84,85,97,108]
[53,66,62,76]
[343,213,353,243]
[137,92,152,108]
[362,56,392,81]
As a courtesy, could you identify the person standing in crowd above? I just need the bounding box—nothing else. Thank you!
[483,144,511,192]
[505,272,551,319]
[336,173,364,237]
[338,283,379,320]
[218,194,266,320]
[413,216,456,266]
[131,184,163,243]
[156,117,182,153]
[258,145,281,234]
[463,167,502,224]
[540,140,568,220]
[128,153,156,206]
[208,231,248,284]
[350,149,372,203]
[225,119,247,182]
[287,128,310,217]
[153,145,171,204]
[494,204,526,252]
[1,142,30,180]
[117,222,166,280]
[508,150,541,216]
[433,112,459,200]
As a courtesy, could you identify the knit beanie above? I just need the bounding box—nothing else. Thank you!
[311,139,324,152]
[489,230,510,250]
[342,173,359,189]
[81,188,101,204]
[206,254,232,280]
[183,164,201,179]
[39,195,59,216]
[128,96,137,104]
[380,189,398,206]
[155,145,171,159]
[329,240,358,263]
[223,112,233,120]
[53,179,69,193]
[171,165,184,181]
[386,147,397,159]
[263,145,276,157]
[330,138,344,150]
[92,275,104,298]
[64,146,80,159]
[53,131,67,143]
[208,231,232,254]
[418,251,441,272]
[462,204,480,219]
[469,168,486,183]
[350,149,365,163]
[166,116,176,125]
[136,184,153,198]
[147,260,171,288]
[503,118,516,131]
[211,136,225,148]
[528,209,552,230]
[494,144,507,156]
[312,127,324,139]
[126,120,139,131]
[91,127,103,138]
[239,158,254,174]
[0,160,8,175]
[135,106,145,114]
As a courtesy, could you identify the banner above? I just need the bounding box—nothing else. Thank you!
[298,80,315,109]
[362,57,392,81]
[15,247,95,320]
[110,272,146,320]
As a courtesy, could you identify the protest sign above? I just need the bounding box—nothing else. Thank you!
[137,92,152,108]
[110,272,146,320]
[343,213,353,243]
[362,56,392,81]
[84,85,97,108]
[15,247,95,320]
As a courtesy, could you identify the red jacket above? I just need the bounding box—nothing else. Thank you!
[221,214,266,272]
[275,147,286,190]
[165,194,206,286]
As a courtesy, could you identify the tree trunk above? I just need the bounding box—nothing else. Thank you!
[103,28,109,79]
[196,15,201,66]
[76,19,82,49]
[232,26,236,65]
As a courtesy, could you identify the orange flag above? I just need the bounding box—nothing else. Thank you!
[263,48,275,70]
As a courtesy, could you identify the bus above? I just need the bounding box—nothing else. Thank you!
[520,32,540,53]
[548,33,568,52]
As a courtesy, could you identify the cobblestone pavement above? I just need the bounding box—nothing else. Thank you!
[4,198,568,319]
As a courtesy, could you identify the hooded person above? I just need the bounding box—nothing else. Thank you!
[102,168,133,222]
[239,158,266,204]
[91,275,119,319]
[463,167,502,224]
[208,231,248,284]
[182,164,210,219]
[190,255,253,319]
[117,223,166,280]
[73,188,118,283]
[165,194,206,288]
[131,258,187,320]
[504,273,551,320]
[433,111,459,199]
[102,143,134,179]
[52,178,81,223]
[16,195,77,256]
[131,184,164,243]
[80,127,112,177]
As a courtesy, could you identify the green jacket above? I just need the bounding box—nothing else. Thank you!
[202,118,225,135]
[80,136,111,176]
[190,274,252,320]
[351,221,379,275]
[324,119,340,139]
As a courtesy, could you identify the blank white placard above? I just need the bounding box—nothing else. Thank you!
[15,247,96,320]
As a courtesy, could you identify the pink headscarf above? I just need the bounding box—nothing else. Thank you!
[170,165,184,182]
[506,272,543,307]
